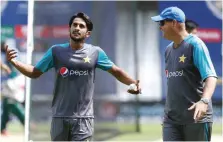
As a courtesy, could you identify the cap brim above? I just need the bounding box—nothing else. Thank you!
[151,15,165,22]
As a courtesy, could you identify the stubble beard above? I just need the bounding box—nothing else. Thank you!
[70,33,85,43]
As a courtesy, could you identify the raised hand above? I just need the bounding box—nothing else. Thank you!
[127,80,141,95]
[5,45,18,62]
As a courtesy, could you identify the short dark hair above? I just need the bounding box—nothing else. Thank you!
[69,12,93,31]
[185,19,199,33]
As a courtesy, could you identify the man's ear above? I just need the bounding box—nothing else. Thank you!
[69,27,71,34]
[172,20,177,27]
[86,31,91,38]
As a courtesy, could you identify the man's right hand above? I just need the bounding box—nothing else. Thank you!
[4,45,43,79]
[5,45,18,63]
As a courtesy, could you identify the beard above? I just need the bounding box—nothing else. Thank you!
[70,33,85,43]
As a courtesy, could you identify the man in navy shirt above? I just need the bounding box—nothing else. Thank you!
[151,7,217,141]
[5,12,140,141]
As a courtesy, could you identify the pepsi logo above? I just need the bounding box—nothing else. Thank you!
[60,67,69,77]
[59,67,89,77]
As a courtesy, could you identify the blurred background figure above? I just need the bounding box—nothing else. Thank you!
[185,19,199,34]
[0,60,12,75]
[1,40,25,136]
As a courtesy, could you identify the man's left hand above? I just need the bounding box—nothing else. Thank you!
[188,101,208,121]
[127,80,141,95]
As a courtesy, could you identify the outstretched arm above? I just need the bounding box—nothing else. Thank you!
[96,47,141,94]
[108,65,141,94]
[108,64,136,85]
[5,45,43,78]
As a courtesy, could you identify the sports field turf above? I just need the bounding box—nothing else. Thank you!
[6,121,222,141]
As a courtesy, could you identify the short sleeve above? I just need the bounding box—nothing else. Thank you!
[96,47,114,71]
[35,46,55,72]
[193,41,217,81]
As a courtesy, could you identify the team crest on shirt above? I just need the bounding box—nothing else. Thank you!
[179,54,186,63]
[83,56,91,63]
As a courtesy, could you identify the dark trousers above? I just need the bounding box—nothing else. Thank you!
[50,117,93,141]
[163,122,212,141]
[1,98,25,132]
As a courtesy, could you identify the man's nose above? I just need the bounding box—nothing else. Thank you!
[75,25,80,30]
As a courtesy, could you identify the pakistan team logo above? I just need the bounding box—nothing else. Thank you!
[206,0,222,20]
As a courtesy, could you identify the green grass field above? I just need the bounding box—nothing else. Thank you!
[108,123,222,141]
[7,121,222,141]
